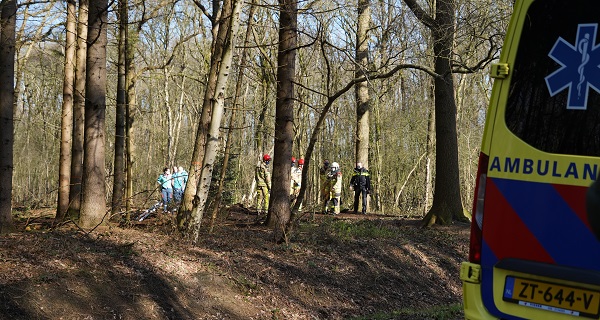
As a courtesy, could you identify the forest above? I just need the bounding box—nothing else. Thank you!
[0,0,513,240]
[0,0,516,318]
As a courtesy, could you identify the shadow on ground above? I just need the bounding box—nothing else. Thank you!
[0,207,468,319]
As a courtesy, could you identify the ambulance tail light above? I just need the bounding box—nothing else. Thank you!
[469,152,488,264]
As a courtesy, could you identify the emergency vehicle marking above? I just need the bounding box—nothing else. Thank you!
[480,177,600,319]
[553,184,591,228]
[546,24,600,110]
[489,156,598,181]
[483,178,554,264]
[480,242,521,320]
[492,178,600,270]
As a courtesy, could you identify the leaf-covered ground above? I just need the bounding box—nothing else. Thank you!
[0,205,469,319]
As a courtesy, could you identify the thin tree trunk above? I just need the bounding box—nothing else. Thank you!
[69,0,89,218]
[0,0,16,234]
[125,11,139,216]
[173,68,186,165]
[355,0,370,168]
[163,67,174,165]
[395,152,426,205]
[80,0,108,229]
[271,0,297,243]
[373,100,382,213]
[248,73,270,206]
[14,5,54,136]
[112,0,127,216]
[57,0,77,221]
[424,83,434,214]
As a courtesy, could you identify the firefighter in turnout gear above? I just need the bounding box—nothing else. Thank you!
[290,157,299,198]
[255,154,271,214]
[350,162,371,214]
[290,158,304,210]
[319,159,331,213]
[327,162,342,215]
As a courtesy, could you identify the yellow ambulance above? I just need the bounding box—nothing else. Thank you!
[461,0,600,319]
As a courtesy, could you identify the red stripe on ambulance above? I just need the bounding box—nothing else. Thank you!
[483,179,555,264]
[553,184,592,230]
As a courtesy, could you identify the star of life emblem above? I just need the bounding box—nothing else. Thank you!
[545,24,600,110]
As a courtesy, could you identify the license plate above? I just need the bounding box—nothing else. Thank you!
[503,276,600,318]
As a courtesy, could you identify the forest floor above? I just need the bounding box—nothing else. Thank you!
[0,204,469,320]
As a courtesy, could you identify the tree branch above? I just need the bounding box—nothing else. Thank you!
[403,0,435,29]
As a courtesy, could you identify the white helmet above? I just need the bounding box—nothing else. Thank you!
[331,162,340,169]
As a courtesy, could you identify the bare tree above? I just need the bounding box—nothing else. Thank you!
[5,0,508,221]
[80,0,108,229]
[68,0,89,218]
[178,0,225,231]
[0,0,16,234]
[208,0,257,233]
[186,0,242,243]
[403,0,466,225]
[57,0,78,221]
[269,0,297,243]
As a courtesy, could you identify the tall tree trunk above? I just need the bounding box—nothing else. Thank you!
[355,0,370,168]
[125,9,138,216]
[112,0,127,216]
[173,67,186,166]
[80,0,108,229]
[209,0,256,233]
[57,0,77,221]
[178,1,223,231]
[188,0,242,243]
[355,0,371,214]
[429,0,465,224]
[424,83,434,214]
[69,0,89,218]
[403,0,466,225]
[247,71,271,206]
[373,100,382,213]
[257,73,270,153]
[0,0,16,234]
[163,66,174,165]
[271,0,297,243]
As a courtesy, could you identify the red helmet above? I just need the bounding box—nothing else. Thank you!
[291,156,296,163]
[263,154,271,162]
[298,158,304,165]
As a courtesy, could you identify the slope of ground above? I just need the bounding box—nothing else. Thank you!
[0,205,469,319]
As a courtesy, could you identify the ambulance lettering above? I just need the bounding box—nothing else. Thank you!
[489,156,598,181]
[545,24,600,110]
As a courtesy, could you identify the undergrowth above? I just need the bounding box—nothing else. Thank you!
[295,217,404,243]
[351,303,463,320]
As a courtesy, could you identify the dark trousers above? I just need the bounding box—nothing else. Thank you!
[353,188,368,214]
[173,188,183,203]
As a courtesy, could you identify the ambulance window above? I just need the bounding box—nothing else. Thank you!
[505,0,600,157]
